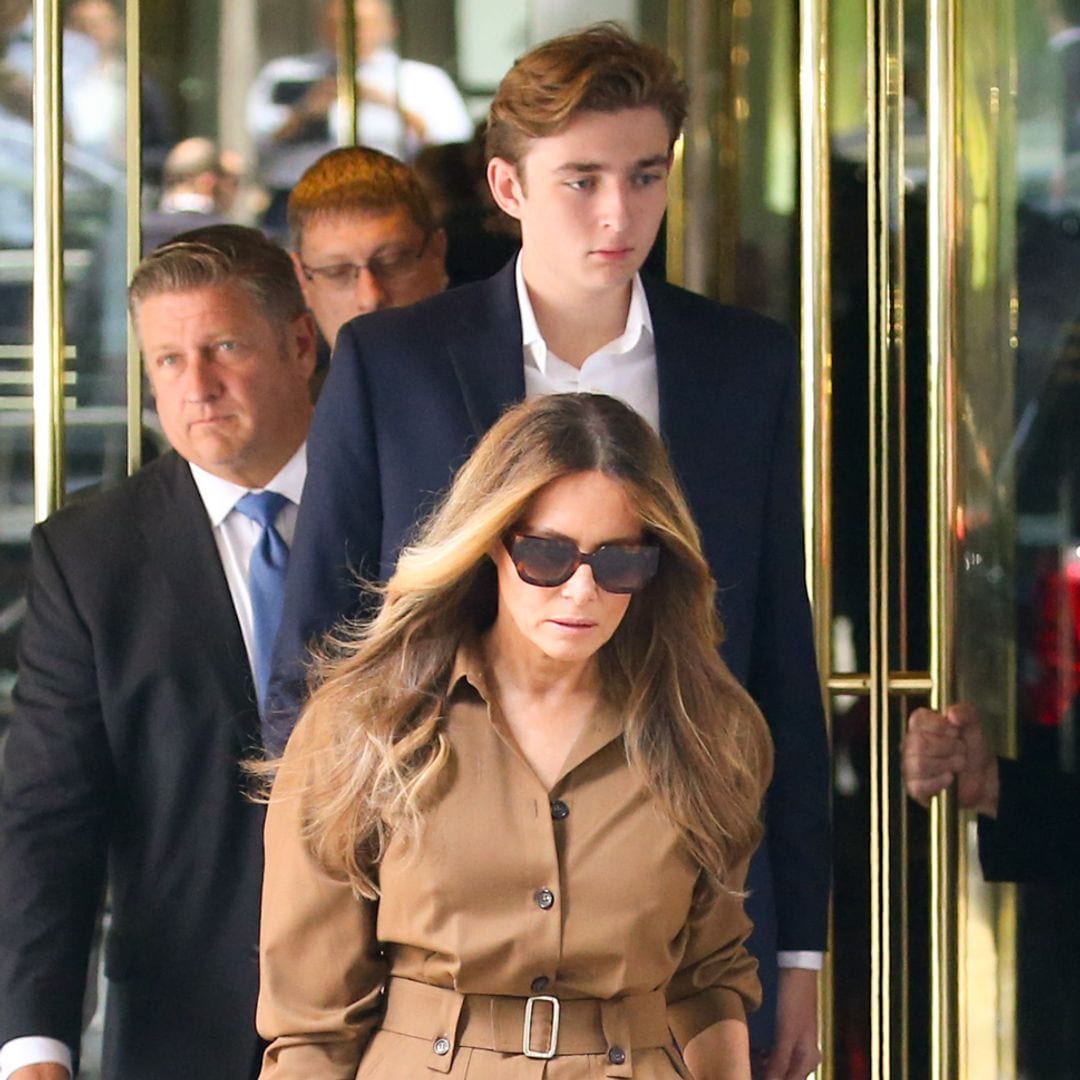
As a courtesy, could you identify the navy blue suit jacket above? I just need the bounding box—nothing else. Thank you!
[270,262,830,1047]
[0,452,265,1079]
[978,756,1080,881]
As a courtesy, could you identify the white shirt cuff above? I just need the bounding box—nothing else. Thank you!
[777,950,824,971]
[0,1037,73,1079]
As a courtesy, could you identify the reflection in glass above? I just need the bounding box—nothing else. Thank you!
[245,0,472,236]
[1,0,135,729]
[1011,2,1080,1073]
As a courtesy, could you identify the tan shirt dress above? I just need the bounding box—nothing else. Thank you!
[257,650,763,1079]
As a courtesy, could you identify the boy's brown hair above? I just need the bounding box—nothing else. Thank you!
[485,22,688,169]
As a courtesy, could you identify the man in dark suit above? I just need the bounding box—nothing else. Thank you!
[270,24,829,1080]
[0,226,317,1080]
[903,702,1080,880]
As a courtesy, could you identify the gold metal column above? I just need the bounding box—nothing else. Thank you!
[867,0,909,1072]
[338,0,359,146]
[665,0,687,289]
[126,0,143,474]
[31,0,66,519]
[925,0,960,1074]
[797,0,832,1070]
[926,0,1019,1074]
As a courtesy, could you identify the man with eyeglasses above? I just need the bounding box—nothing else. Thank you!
[287,145,448,353]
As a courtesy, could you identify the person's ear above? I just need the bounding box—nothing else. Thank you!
[289,311,319,380]
[487,157,525,221]
[429,226,448,265]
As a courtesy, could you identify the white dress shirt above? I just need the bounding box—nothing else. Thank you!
[517,256,660,432]
[0,445,307,1080]
[514,257,822,976]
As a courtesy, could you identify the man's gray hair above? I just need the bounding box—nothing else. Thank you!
[129,224,306,325]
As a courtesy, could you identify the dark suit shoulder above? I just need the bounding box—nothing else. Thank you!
[36,451,193,557]
[644,275,796,349]
[644,277,799,410]
[337,262,516,353]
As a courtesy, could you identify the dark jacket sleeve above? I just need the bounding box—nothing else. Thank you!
[978,756,1080,882]
[746,340,831,954]
[0,523,114,1050]
[266,323,384,746]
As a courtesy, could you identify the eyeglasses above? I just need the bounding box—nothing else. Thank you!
[503,533,660,594]
[300,233,431,290]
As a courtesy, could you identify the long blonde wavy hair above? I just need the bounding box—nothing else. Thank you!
[281,393,773,899]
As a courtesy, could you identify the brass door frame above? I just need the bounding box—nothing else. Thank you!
[925,0,960,1074]
[800,0,1018,1077]
[32,0,66,518]
[126,0,144,473]
[798,0,832,1072]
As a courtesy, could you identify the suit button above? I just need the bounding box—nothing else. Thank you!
[550,799,569,820]
[433,1036,451,1056]
[535,887,555,910]
[608,1046,626,1065]
[531,975,550,993]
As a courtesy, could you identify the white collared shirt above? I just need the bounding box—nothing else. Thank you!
[188,442,307,673]
[0,444,308,1080]
[516,256,660,433]
[158,191,218,215]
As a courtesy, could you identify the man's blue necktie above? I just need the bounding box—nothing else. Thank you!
[234,491,290,729]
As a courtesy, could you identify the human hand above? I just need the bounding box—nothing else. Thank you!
[296,76,338,122]
[683,1017,751,1079]
[9,1066,71,1080]
[902,703,999,815]
[762,967,821,1080]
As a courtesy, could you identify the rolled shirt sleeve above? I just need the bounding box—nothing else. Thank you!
[665,854,762,1047]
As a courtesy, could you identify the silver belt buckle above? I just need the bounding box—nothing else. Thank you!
[522,995,560,1059]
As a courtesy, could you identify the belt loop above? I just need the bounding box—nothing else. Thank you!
[599,999,634,1078]
[425,986,466,1073]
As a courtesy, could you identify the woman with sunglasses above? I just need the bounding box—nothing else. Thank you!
[256,392,772,1080]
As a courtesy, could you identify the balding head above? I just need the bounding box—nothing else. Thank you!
[163,137,221,191]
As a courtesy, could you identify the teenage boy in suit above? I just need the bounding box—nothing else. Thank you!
[271,25,828,1079]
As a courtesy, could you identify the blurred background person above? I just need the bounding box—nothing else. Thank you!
[141,136,231,253]
[63,0,173,180]
[247,0,472,234]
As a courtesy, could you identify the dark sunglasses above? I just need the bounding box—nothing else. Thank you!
[503,533,660,594]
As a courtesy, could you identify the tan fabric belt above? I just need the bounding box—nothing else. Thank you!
[381,976,673,1076]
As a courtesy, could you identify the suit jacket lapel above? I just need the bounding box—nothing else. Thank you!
[139,452,254,718]
[644,277,710,488]
[444,260,527,435]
